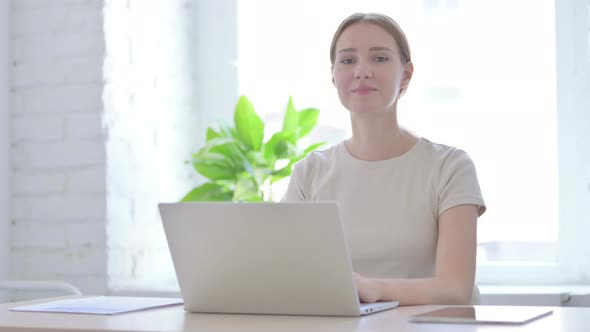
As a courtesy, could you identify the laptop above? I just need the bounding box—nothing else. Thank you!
[158,201,399,316]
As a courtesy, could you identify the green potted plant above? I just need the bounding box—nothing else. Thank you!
[182,95,324,202]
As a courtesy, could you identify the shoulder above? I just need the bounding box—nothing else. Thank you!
[292,141,344,175]
[422,139,486,215]
[285,143,344,199]
[418,138,475,170]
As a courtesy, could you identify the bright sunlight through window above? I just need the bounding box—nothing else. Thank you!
[237,0,558,265]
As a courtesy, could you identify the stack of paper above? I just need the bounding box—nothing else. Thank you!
[10,296,184,315]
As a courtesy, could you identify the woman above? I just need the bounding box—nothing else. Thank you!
[282,13,486,306]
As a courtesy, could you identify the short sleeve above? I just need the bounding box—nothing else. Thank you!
[280,160,307,202]
[438,149,486,217]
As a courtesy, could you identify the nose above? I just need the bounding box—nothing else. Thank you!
[354,62,373,79]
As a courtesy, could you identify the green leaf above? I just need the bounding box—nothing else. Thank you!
[192,153,238,181]
[263,131,295,164]
[202,137,236,150]
[193,138,243,172]
[296,108,320,139]
[246,151,267,167]
[287,142,326,166]
[181,182,233,201]
[205,138,248,168]
[233,175,262,202]
[218,121,236,139]
[206,127,221,141]
[303,141,326,155]
[208,140,239,160]
[252,167,271,188]
[270,165,293,182]
[183,95,324,204]
[282,96,298,133]
[234,95,264,151]
[269,142,324,183]
[274,140,290,159]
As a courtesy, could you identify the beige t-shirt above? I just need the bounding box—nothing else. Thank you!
[281,138,486,279]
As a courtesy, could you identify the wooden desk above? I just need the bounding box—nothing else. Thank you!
[0,297,588,332]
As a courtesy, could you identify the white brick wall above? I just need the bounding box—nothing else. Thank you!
[101,0,238,293]
[10,0,107,295]
[103,0,205,292]
[10,0,236,295]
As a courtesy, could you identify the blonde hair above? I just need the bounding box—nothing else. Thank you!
[329,12,412,66]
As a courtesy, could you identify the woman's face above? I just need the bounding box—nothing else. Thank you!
[331,22,412,113]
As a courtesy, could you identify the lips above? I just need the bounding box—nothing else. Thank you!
[352,86,377,94]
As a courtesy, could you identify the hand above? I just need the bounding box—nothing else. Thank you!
[353,272,382,303]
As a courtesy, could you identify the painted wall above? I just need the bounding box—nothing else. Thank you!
[0,0,11,281]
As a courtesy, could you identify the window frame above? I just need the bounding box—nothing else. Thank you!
[477,0,590,285]
[553,0,590,285]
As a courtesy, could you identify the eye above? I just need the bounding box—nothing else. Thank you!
[374,56,389,62]
[340,58,354,64]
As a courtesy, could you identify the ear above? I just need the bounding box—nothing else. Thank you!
[402,62,414,87]
[331,65,335,86]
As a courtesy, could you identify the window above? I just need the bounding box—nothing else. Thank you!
[235,0,590,284]
[109,0,587,291]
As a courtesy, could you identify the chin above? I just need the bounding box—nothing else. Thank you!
[347,103,386,113]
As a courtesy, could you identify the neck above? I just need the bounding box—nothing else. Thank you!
[346,111,417,161]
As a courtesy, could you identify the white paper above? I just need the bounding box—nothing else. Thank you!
[9,296,184,315]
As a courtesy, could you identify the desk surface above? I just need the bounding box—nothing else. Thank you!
[0,297,588,332]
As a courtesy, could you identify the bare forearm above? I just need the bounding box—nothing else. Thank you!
[354,206,479,306]
[375,277,473,306]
